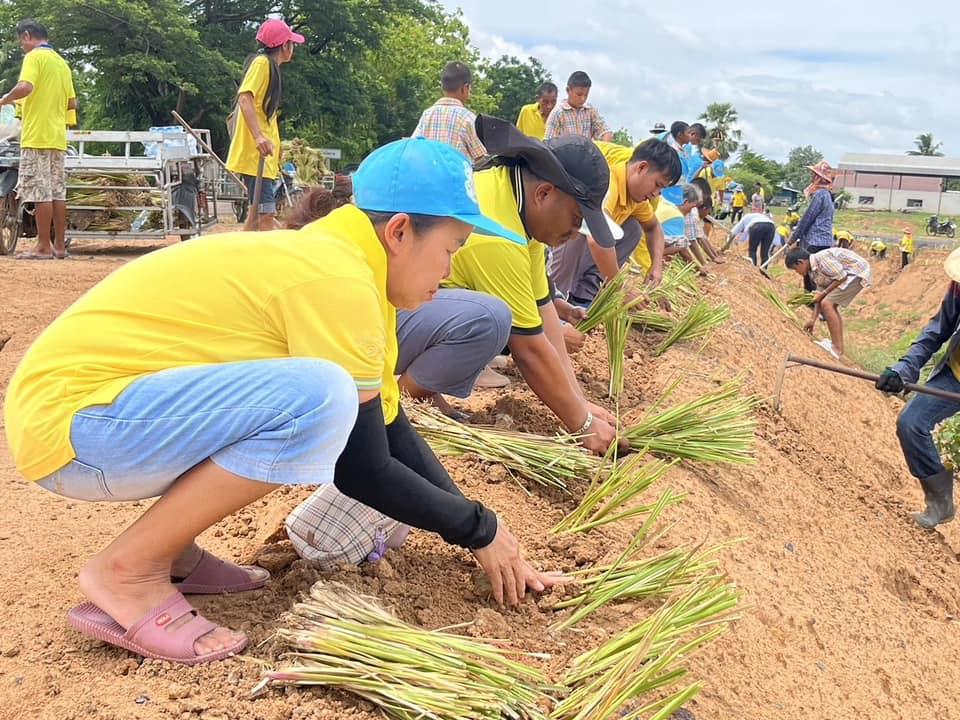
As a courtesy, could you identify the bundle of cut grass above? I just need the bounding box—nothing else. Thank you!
[552,544,729,630]
[629,308,674,333]
[787,290,816,308]
[653,299,730,356]
[577,266,632,333]
[407,404,602,492]
[648,261,700,309]
[759,286,801,325]
[551,579,740,720]
[604,312,632,400]
[624,380,759,464]
[260,582,553,720]
[553,453,680,535]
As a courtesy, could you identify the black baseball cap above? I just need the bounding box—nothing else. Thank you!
[474,115,623,248]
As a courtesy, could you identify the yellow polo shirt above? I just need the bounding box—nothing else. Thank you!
[732,191,747,208]
[4,205,394,481]
[516,103,547,140]
[225,55,281,180]
[595,141,657,268]
[18,46,75,151]
[900,233,915,254]
[443,166,550,333]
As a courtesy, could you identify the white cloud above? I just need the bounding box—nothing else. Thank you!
[446,0,960,163]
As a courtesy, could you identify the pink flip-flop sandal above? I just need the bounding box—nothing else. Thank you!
[173,549,270,595]
[67,593,248,665]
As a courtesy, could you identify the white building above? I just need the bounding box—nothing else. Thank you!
[836,153,960,215]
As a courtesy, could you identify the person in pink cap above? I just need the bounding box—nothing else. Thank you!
[226,19,304,231]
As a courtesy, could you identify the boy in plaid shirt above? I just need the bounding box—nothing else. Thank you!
[413,61,486,162]
[544,71,613,141]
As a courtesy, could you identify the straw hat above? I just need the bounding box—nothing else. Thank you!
[945,246,960,283]
[702,148,720,163]
[807,160,835,182]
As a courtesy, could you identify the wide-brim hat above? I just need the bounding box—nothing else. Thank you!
[807,160,835,183]
[702,148,720,163]
[649,122,666,134]
[475,115,622,248]
[946,247,960,283]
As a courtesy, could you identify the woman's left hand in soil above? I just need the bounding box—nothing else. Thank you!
[473,524,570,606]
[587,401,617,427]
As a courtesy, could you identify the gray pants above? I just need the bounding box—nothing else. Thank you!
[396,288,511,397]
[549,219,642,304]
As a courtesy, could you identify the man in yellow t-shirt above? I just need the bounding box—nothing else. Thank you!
[900,227,915,269]
[515,81,558,140]
[4,137,560,665]
[550,138,679,305]
[730,187,747,223]
[0,19,75,259]
[226,18,304,231]
[440,116,623,456]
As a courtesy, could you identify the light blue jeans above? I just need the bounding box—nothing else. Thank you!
[36,358,358,502]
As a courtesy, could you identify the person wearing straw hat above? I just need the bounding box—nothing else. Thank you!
[875,246,960,529]
[226,18,305,232]
[789,160,836,253]
[4,137,562,665]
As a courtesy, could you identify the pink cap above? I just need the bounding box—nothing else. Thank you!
[256,19,305,48]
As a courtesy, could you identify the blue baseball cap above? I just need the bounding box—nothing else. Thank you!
[352,137,526,245]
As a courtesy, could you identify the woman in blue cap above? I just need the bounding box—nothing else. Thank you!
[4,137,561,666]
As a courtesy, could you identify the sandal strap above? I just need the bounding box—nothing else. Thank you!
[125,593,218,659]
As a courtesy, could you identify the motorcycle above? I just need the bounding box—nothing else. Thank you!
[927,215,956,238]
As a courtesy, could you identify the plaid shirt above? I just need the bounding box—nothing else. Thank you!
[810,247,873,291]
[684,210,703,243]
[544,101,611,140]
[413,98,486,162]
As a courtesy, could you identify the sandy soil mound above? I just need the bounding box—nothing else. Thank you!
[2,248,960,720]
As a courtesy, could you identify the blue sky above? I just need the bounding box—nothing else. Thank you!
[440,0,960,164]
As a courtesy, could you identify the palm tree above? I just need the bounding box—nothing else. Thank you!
[699,102,743,160]
[907,132,944,156]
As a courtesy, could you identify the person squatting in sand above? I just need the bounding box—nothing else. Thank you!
[3,138,567,667]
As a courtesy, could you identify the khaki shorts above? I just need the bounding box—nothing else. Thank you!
[18,148,66,203]
[824,278,865,308]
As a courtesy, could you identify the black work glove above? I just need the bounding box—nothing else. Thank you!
[876,367,904,394]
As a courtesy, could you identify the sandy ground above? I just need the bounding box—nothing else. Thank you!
[2,236,960,719]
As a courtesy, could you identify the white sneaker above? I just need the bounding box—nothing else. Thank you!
[815,338,840,359]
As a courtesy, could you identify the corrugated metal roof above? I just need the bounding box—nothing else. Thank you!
[839,153,960,177]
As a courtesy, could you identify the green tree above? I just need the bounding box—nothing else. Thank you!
[698,102,742,159]
[480,54,551,124]
[782,145,824,193]
[735,145,784,185]
[908,132,944,156]
[612,128,634,147]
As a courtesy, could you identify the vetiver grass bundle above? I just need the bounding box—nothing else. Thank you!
[407,404,602,493]
[653,299,730,356]
[553,453,680,535]
[604,312,632,400]
[551,578,740,720]
[552,544,730,630]
[260,582,554,720]
[759,286,801,325]
[624,380,760,464]
[577,265,633,333]
[647,261,700,309]
[788,290,816,308]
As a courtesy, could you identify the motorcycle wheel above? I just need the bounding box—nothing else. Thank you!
[0,192,20,255]
[949,227,956,239]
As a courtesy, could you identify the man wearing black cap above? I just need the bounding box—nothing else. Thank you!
[436,116,624,454]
